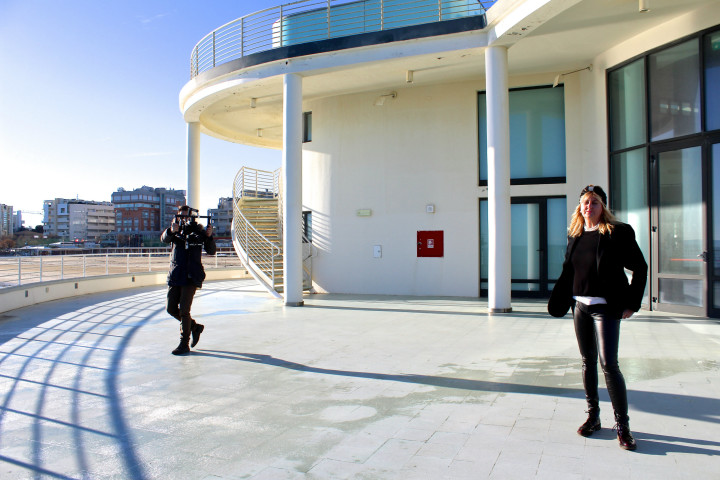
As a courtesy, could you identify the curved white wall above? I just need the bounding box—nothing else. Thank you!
[303,81,483,296]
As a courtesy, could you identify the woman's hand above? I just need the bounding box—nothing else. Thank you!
[621,309,634,319]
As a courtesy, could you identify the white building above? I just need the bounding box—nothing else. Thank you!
[179,0,720,317]
[0,204,12,237]
[43,199,115,241]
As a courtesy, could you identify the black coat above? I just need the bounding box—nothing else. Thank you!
[548,222,647,318]
[161,223,217,288]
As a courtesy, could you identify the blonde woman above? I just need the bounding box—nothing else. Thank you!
[549,185,647,450]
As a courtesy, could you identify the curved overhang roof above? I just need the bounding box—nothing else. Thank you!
[180,0,718,149]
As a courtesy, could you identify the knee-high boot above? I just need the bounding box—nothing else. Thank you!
[172,315,192,355]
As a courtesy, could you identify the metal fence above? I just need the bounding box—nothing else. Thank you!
[0,248,244,288]
[191,0,496,77]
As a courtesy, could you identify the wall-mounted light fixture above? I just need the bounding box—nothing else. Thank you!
[406,70,414,83]
[552,64,593,87]
[639,0,649,12]
[374,92,397,106]
[256,128,263,137]
[250,98,257,108]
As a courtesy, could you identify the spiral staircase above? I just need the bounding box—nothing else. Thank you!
[231,167,313,297]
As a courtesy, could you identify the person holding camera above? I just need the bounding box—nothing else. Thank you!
[161,204,216,355]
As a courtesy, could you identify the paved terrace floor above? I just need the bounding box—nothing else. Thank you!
[0,279,718,479]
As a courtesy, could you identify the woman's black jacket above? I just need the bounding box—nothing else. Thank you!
[548,222,647,318]
[161,224,217,288]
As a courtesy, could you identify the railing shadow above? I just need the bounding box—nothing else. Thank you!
[0,289,164,479]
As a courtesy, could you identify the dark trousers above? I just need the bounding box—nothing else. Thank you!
[167,285,197,339]
[573,302,629,424]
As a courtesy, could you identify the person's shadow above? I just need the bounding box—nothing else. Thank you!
[195,350,720,457]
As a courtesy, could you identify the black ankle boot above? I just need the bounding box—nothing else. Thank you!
[577,411,601,437]
[172,337,190,356]
[191,323,204,348]
[614,421,637,450]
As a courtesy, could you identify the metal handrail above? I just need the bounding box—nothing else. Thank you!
[232,167,283,294]
[231,208,282,290]
[0,248,242,288]
[231,166,314,297]
[191,0,495,77]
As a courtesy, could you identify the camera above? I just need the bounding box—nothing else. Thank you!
[174,208,211,249]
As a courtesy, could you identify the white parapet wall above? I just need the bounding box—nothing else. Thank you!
[0,268,250,314]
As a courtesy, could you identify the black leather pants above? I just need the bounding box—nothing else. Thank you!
[573,302,629,424]
[167,285,198,340]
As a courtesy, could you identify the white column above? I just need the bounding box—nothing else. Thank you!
[485,46,512,313]
[187,122,201,209]
[282,73,304,306]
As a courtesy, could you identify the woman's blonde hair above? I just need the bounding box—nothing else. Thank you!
[568,192,616,237]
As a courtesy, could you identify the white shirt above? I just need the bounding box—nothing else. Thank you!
[573,296,607,306]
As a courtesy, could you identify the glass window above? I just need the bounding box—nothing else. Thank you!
[712,144,720,278]
[303,112,312,143]
[480,199,488,280]
[705,32,720,132]
[657,146,703,276]
[480,196,566,291]
[609,59,646,150]
[479,87,566,183]
[649,39,701,141]
[610,147,650,305]
[610,148,650,263]
[511,203,540,289]
[547,197,567,281]
[302,210,312,242]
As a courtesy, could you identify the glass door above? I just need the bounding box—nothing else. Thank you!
[651,143,706,315]
[479,196,566,297]
[709,141,720,317]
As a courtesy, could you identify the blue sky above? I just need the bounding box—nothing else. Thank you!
[0,1,282,228]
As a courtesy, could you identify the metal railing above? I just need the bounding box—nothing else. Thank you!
[231,166,315,296]
[232,167,283,294]
[0,248,244,289]
[231,208,283,293]
[234,166,281,200]
[191,0,495,77]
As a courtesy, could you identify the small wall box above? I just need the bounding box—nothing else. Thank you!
[417,231,444,257]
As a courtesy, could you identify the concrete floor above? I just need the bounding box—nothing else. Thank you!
[0,279,718,479]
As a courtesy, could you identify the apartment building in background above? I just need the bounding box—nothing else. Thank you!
[0,204,13,237]
[43,199,115,241]
[13,211,24,232]
[111,186,186,240]
[208,197,233,238]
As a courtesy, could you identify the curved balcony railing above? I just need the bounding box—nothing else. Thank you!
[0,248,243,288]
[190,0,496,77]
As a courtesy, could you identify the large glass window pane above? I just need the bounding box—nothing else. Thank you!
[511,203,540,289]
[509,88,566,179]
[479,87,565,182]
[705,32,720,132]
[478,95,488,182]
[609,59,646,151]
[658,146,703,276]
[480,199,488,280]
[547,197,567,281]
[660,278,703,307]
[611,148,650,305]
[649,39,701,141]
[610,148,650,264]
[712,144,720,276]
